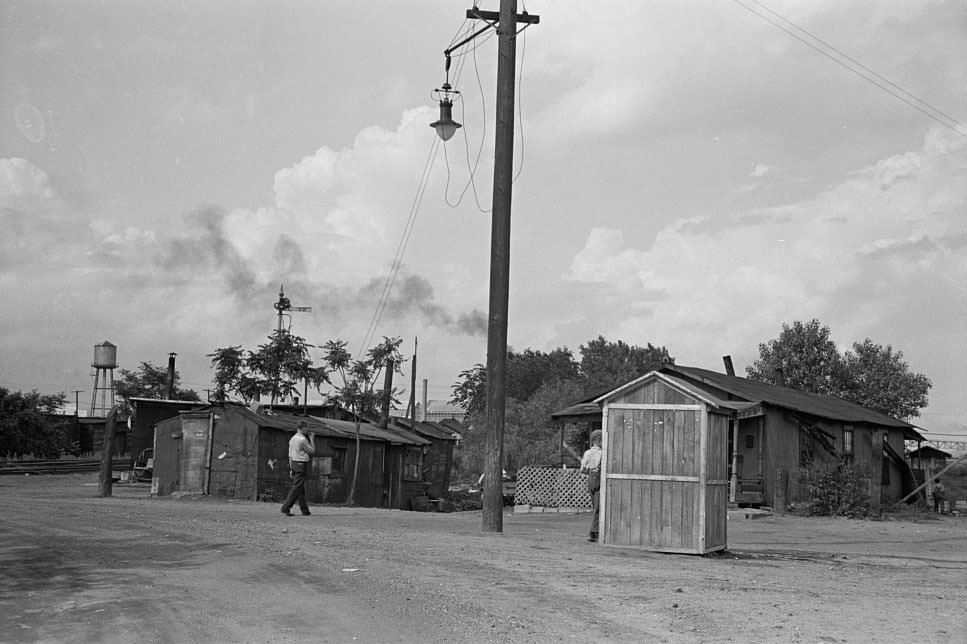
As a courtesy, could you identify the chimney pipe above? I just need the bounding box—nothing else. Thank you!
[774,366,785,387]
[422,379,428,422]
[166,353,177,399]
[723,355,735,376]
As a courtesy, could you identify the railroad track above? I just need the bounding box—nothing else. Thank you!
[0,459,132,476]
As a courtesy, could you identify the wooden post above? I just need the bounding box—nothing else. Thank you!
[729,419,739,503]
[98,408,117,497]
[409,338,417,425]
[774,467,787,514]
[870,429,884,516]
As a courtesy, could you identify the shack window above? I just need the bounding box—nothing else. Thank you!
[403,447,422,481]
[745,434,754,449]
[315,456,333,475]
[843,427,854,460]
[331,447,347,475]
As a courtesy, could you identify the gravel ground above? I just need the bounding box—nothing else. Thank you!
[1,473,965,644]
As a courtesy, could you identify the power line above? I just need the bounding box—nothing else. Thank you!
[731,0,967,136]
[356,137,441,358]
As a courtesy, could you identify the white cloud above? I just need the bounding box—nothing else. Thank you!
[749,163,770,178]
[565,126,967,391]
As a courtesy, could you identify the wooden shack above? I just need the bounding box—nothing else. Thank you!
[596,372,732,554]
[390,417,460,498]
[555,365,925,514]
[151,403,432,509]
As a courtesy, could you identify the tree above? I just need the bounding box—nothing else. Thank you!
[747,320,931,420]
[318,336,403,505]
[448,336,673,478]
[839,339,931,420]
[115,362,201,415]
[578,336,674,393]
[0,387,73,459]
[247,330,315,405]
[208,330,318,405]
[746,320,844,395]
[450,348,579,415]
[503,379,587,472]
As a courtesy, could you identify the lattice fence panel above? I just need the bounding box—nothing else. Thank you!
[515,466,592,509]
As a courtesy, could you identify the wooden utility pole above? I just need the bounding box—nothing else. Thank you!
[482,0,524,533]
[409,338,418,425]
[437,3,538,532]
[98,407,117,497]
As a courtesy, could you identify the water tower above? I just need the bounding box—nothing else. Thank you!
[90,341,117,417]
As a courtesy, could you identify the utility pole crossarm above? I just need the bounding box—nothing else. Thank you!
[467,9,540,24]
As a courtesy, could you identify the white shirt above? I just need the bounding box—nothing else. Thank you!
[581,445,602,473]
[288,432,314,462]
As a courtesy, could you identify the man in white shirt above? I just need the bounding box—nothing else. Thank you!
[580,429,603,542]
[281,421,315,516]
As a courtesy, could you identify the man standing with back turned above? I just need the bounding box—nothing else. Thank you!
[281,421,315,516]
[581,429,603,543]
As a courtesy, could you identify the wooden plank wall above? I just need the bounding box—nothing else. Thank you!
[704,413,729,551]
[151,417,182,496]
[208,415,259,500]
[178,415,210,493]
[605,405,704,552]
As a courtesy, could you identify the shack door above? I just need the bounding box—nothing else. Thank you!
[178,412,213,494]
[601,404,727,554]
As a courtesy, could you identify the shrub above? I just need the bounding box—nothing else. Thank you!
[800,457,872,518]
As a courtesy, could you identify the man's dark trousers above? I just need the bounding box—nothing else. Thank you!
[281,461,310,514]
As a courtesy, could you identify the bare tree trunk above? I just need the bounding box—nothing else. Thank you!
[98,408,117,497]
[347,419,360,505]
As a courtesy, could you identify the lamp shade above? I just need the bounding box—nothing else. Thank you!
[430,99,461,141]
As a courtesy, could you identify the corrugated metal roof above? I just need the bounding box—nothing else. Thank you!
[552,365,924,441]
[390,417,458,441]
[550,401,601,419]
[662,365,919,434]
[221,405,349,439]
[309,416,429,446]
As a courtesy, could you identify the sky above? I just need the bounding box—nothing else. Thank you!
[1,1,965,441]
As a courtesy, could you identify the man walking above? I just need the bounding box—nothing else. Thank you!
[281,421,315,516]
[581,429,603,542]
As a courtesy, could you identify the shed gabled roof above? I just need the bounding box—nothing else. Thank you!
[906,445,951,459]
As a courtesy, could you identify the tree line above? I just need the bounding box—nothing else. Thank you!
[1,320,931,486]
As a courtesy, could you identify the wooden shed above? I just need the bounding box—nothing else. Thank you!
[390,417,460,499]
[596,372,733,555]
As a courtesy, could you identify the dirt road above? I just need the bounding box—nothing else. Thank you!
[1,474,964,644]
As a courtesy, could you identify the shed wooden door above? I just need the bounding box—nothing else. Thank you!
[601,404,726,554]
[179,414,212,494]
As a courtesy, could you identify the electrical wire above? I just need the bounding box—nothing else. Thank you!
[355,137,441,358]
[513,23,527,183]
[731,0,967,136]
[444,27,492,212]
[442,17,532,212]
